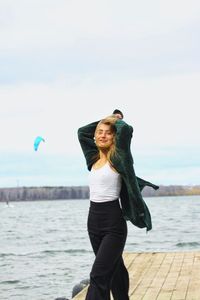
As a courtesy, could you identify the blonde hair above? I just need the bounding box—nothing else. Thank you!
[94,115,118,165]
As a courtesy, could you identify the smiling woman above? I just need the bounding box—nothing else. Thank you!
[77,110,159,300]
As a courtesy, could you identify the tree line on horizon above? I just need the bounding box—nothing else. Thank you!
[0,185,200,202]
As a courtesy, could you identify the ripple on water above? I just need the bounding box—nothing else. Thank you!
[0,280,20,285]
[175,242,200,248]
[41,249,90,255]
[1,197,200,300]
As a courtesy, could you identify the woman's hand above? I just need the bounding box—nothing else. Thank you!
[112,109,124,119]
[114,113,123,119]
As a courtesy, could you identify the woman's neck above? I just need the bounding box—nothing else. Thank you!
[99,150,108,161]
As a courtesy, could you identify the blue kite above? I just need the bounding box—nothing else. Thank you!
[34,136,45,151]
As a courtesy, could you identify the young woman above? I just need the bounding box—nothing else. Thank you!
[78,110,159,300]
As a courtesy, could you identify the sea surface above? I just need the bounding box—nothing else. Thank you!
[1,196,200,300]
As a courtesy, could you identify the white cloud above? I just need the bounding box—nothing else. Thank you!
[1,0,200,52]
[146,166,200,186]
[0,72,199,155]
[0,0,199,186]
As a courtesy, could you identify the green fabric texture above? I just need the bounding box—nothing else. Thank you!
[78,119,159,231]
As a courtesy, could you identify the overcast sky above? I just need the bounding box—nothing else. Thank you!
[0,0,199,187]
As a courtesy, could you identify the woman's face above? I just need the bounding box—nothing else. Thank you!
[95,123,115,150]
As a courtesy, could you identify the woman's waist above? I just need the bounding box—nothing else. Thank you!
[89,199,121,212]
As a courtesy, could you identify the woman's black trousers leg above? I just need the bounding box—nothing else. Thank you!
[85,200,129,300]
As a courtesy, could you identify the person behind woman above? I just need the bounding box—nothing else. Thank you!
[78,110,159,300]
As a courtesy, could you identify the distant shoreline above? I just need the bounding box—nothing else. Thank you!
[0,185,200,202]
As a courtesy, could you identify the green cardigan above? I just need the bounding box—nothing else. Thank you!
[78,119,159,231]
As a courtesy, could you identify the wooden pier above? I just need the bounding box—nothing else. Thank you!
[72,251,200,300]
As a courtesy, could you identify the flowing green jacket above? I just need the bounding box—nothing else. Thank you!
[78,119,159,231]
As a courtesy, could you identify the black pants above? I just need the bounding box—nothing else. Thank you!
[85,200,129,300]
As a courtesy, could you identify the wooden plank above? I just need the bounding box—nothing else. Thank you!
[72,251,200,300]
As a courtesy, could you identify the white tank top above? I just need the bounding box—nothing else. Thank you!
[89,162,122,203]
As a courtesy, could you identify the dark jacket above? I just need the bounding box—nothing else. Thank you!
[78,119,159,231]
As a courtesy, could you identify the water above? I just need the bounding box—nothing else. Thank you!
[0,196,200,300]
